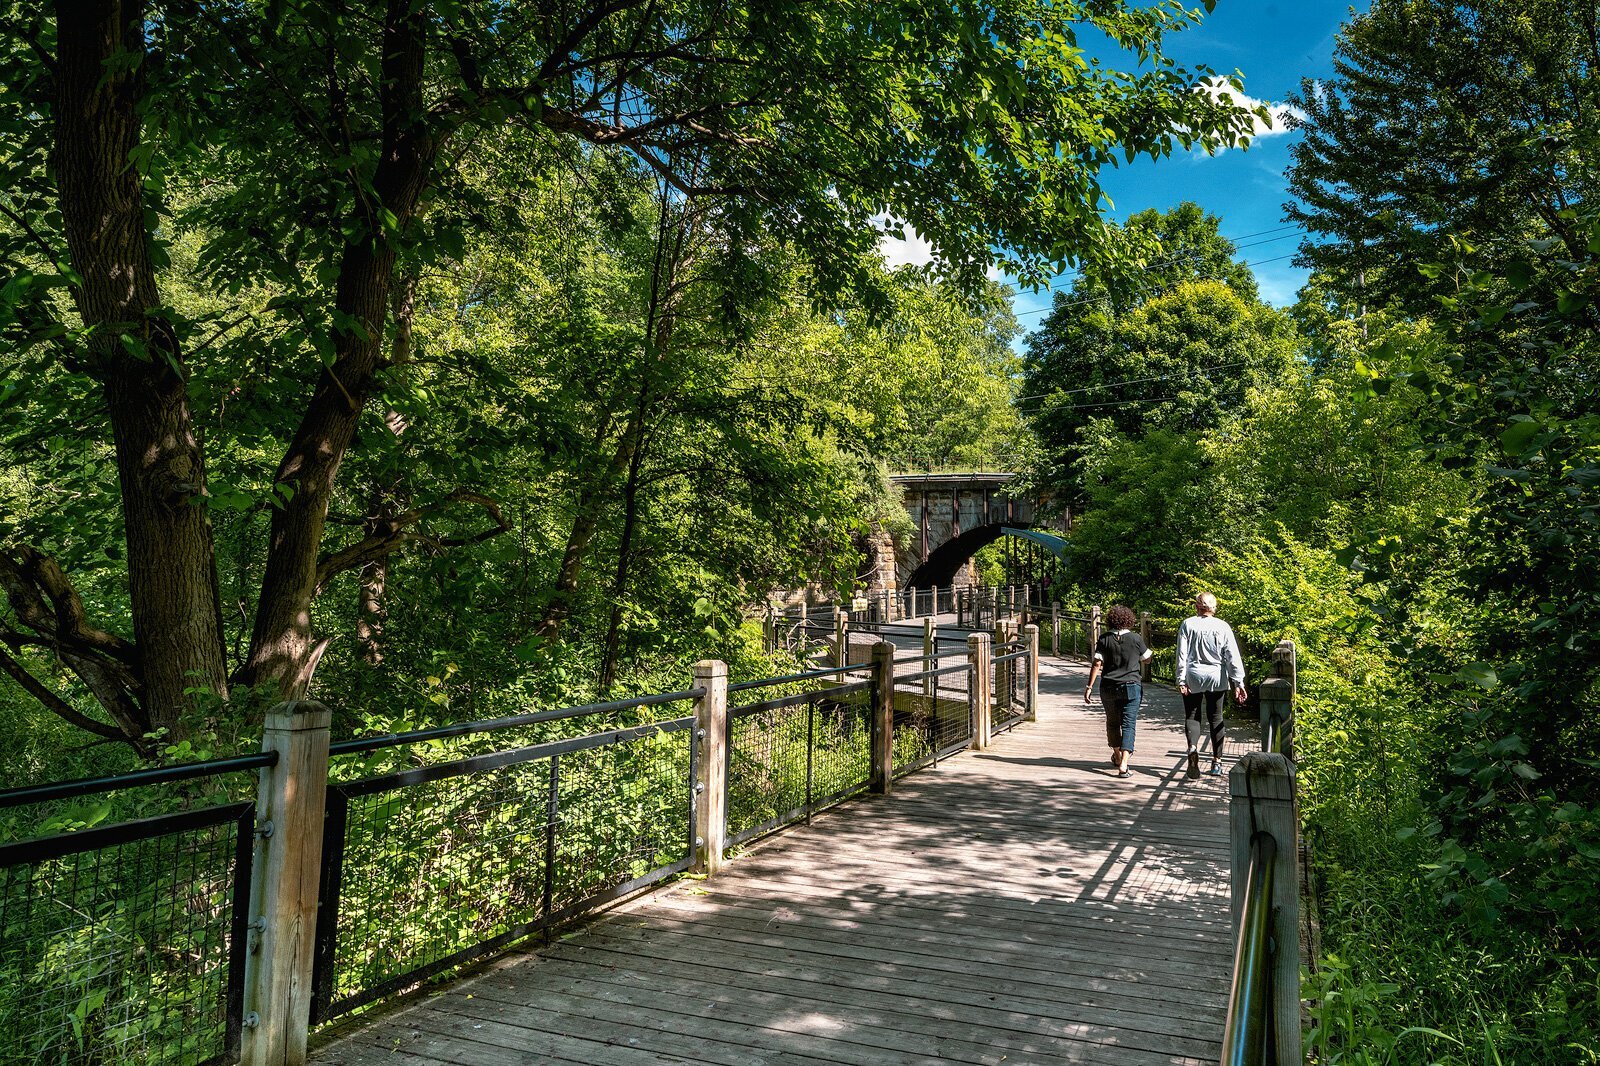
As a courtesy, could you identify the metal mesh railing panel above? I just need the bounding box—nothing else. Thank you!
[725,681,874,845]
[0,805,250,1066]
[992,646,1028,733]
[1048,613,1093,658]
[726,702,810,841]
[316,721,693,1020]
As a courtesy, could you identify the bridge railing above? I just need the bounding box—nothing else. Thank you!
[0,756,269,1066]
[0,635,1040,1066]
[1221,639,1302,1066]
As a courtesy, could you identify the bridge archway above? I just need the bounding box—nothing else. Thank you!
[884,472,1065,591]
[904,524,1066,588]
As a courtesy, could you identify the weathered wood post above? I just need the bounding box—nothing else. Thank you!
[1139,611,1153,682]
[692,659,728,877]
[967,631,992,749]
[923,616,936,700]
[1272,638,1297,690]
[1089,605,1102,650]
[870,640,896,794]
[1228,751,1302,1065]
[243,701,331,1066]
[1051,603,1061,657]
[834,609,849,669]
[1023,623,1040,722]
[1260,678,1294,759]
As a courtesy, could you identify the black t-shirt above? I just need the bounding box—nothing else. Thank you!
[1094,630,1149,685]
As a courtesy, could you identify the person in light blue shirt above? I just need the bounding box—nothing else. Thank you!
[1175,592,1247,778]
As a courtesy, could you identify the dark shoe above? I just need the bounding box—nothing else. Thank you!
[1186,751,1200,779]
[1117,768,1132,778]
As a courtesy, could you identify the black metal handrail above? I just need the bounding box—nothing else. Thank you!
[1221,830,1278,1064]
[728,662,867,695]
[328,688,704,755]
[0,751,279,809]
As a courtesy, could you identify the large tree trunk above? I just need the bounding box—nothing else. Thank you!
[355,276,417,669]
[53,0,227,733]
[236,0,436,699]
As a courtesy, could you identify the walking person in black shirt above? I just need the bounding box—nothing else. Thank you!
[1083,605,1153,779]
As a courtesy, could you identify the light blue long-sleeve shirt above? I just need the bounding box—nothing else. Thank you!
[1175,615,1245,692]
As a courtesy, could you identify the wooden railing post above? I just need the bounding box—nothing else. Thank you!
[1089,605,1102,649]
[243,701,331,1066]
[1272,638,1297,691]
[967,632,992,749]
[870,640,896,794]
[692,659,728,877]
[834,609,849,668]
[1228,751,1302,1065]
[1023,623,1039,722]
[923,617,936,700]
[1051,602,1061,656]
[1139,611,1152,682]
[1260,678,1294,759]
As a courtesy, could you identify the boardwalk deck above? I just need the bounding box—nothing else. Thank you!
[315,650,1244,1066]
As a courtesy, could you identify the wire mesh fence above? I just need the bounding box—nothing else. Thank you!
[724,677,876,847]
[0,801,254,1066]
[891,659,974,776]
[1048,611,1095,659]
[993,642,1029,734]
[312,715,695,1022]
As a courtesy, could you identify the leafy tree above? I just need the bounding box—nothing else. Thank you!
[0,0,1264,747]
[1285,0,1600,312]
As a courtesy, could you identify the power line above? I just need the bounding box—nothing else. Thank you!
[991,225,1304,299]
[1012,252,1304,320]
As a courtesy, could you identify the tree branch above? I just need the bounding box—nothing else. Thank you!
[0,642,127,742]
[313,490,510,594]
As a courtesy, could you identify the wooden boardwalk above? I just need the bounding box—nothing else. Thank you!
[316,653,1242,1065]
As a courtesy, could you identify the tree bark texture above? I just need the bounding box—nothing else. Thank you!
[53,0,227,734]
[237,0,436,698]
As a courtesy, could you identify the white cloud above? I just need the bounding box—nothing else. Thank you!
[876,217,938,269]
[1199,78,1305,141]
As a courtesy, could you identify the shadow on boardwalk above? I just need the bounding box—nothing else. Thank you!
[315,655,1247,1066]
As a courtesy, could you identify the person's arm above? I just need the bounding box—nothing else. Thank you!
[1175,620,1191,694]
[1084,642,1103,703]
[1225,622,1247,703]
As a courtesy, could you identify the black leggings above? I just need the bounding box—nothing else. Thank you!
[1182,690,1226,755]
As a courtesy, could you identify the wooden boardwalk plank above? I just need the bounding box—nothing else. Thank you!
[314,648,1244,1065]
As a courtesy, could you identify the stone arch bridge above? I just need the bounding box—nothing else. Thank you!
[870,471,1065,590]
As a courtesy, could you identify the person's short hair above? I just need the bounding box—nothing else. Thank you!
[1107,604,1137,630]
[1196,592,1218,612]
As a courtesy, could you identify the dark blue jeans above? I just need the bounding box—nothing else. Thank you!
[1102,680,1142,752]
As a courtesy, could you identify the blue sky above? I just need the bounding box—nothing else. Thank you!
[881,0,1366,329]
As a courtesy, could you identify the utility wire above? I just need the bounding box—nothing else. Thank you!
[991,225,1303,298]
[1012,252,1303,319]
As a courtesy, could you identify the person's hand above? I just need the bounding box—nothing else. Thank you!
[1179,683,1190,696]
[1082,687,1094,705]
[1234,685,1248,704]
